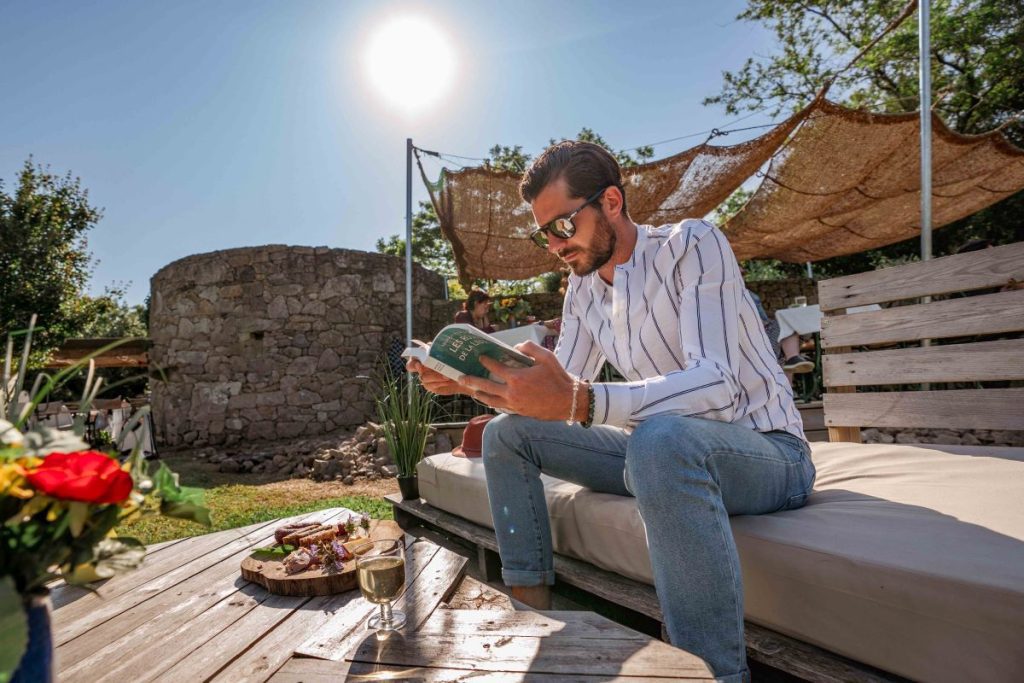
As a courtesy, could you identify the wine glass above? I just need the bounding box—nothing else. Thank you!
[355,539,407,632]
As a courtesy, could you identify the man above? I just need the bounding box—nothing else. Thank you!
[408,141,813,682]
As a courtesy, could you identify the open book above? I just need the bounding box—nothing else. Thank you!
[401,324,535,382]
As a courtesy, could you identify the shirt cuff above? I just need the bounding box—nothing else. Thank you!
[593,382,633,428]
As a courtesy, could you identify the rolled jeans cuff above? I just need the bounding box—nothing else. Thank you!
[714,670,750,683]
[501,568,555,587]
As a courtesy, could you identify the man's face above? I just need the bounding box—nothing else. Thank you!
[532,177,616,277]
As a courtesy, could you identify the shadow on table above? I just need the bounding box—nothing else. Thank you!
[341,608,713,681]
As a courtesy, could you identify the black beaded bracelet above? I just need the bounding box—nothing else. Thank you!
[581,383,596,428]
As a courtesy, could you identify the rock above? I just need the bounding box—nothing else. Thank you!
[219,460,241,473]
[960,432,982,446]
[312,459,340,479]
[376,438,391,462]
[895,431,918,444]
[343,475,354,485]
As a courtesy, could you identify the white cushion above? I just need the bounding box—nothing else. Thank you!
[417,442,1024,683]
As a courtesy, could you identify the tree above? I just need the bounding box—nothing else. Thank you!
[375,200,455,275]
[704,0,1024,274]
[0,159,102,357]
[69,285,148,338]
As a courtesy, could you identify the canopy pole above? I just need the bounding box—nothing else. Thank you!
[918,0,932,262]
[406,137,414,367]
[805,261,814,279]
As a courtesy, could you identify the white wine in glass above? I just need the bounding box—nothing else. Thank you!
[356,539,407,631]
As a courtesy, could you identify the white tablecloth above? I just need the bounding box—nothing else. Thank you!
[775,304,881,340]
[492,324,548,347]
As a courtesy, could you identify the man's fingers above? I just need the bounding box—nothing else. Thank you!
[461,373,505,398]
[515,340,555,364]
[478,355,515,382]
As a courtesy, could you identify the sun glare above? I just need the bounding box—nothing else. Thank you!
[362,14,457,116]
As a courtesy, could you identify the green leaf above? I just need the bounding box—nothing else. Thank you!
[91,537,146,579]
[0,577,28,683]
[67,501,89,537]
[153,462,212,526]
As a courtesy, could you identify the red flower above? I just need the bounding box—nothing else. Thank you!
[26,451,133,504]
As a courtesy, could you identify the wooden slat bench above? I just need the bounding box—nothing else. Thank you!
[819,240,1024,441]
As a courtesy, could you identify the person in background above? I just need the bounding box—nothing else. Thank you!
[454,289,495,333]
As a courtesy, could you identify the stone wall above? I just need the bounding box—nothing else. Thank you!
[150,245,445,448]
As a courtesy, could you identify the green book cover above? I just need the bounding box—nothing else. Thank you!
[403,324,534,381]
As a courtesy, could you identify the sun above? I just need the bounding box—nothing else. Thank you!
[362,14,457,116]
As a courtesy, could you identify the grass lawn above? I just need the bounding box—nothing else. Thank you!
[116,450,399,545]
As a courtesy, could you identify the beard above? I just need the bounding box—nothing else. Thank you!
[558,212,616,276]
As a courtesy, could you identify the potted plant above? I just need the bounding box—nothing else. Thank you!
[375,367,435,501]
[0,318,210,682]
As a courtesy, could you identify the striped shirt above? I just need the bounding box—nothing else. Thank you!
[555,219,806,440]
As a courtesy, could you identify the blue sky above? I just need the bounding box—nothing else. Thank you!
[0,0,779,305]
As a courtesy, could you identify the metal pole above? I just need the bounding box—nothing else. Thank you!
[405,138,414,352]
[805,261,814,279]
[919,0,932,262]
[918,3,932,374]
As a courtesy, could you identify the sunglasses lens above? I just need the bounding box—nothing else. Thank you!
[550,218,575,239]
[530,230,549,249]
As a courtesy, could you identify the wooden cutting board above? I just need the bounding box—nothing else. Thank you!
[240,519,404,596]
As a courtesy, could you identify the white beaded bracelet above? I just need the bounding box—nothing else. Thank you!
[566,375,581,426]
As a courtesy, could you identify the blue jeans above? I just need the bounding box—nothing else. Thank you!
[482,413,815,683]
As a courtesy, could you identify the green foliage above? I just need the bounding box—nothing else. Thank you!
[68,285,148,338]
[705,0,1023,140]
[152,462,213,527]
[375,367,436,478]
[711,187,754,225]
[0,577,28,683]
[375,201,455,275]
[0,159,102,361]
[704,0,1024,275]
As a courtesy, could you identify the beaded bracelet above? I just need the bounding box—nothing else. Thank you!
[581,382,595,428]
[566,375,581,426]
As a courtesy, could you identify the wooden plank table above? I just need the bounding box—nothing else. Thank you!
[51,506,713,681]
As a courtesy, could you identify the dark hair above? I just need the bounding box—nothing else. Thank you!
[463,289,490,311]
[519,141,628,218]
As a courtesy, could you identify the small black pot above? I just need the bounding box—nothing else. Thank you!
[397,475,419,501]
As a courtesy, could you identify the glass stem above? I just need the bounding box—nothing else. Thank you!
[381,601,391,626]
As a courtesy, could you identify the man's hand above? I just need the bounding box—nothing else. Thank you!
[461,341,577,422]
[405,358,466,396]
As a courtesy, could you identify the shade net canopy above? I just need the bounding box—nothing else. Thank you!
[431,109,808,286]
[430,98,1023,284]
[724,99,1024,262]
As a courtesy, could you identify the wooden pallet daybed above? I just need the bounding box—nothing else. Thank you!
[389,243,1024,682]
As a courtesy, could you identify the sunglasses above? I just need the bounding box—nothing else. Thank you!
[529,187,609,249]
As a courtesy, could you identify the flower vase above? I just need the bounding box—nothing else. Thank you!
[12,593,54,683]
